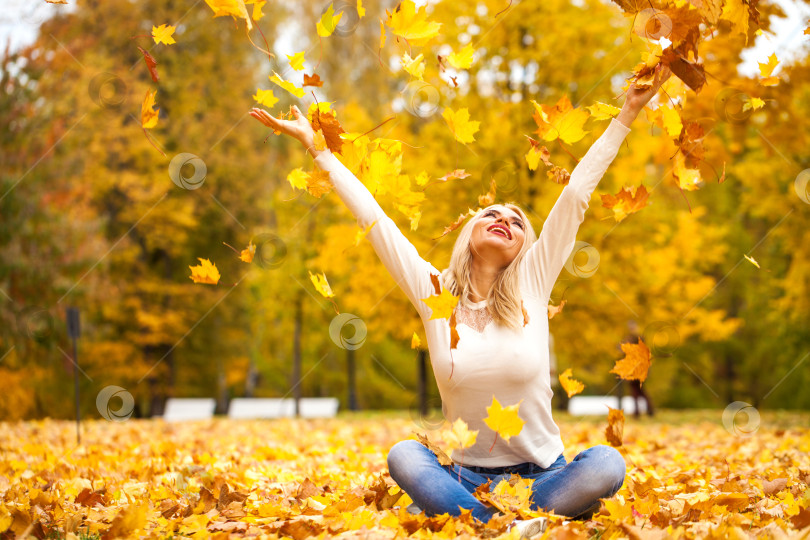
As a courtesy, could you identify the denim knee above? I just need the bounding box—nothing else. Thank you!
[387,439,429,483]
[591,444,626,495]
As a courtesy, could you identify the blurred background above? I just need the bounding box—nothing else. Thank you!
[1,0,809,421]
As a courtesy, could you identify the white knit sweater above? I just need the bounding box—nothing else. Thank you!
[313,118,632,467]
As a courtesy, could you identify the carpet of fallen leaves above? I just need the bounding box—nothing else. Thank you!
[2,409,810,539]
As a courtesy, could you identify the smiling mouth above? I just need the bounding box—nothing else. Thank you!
[487,225,511,239]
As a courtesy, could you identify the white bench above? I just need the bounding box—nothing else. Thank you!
[567,395,648,415]
[162,398,216,422]
[227,397,339,419]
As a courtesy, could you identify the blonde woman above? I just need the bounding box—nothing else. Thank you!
[250,64,671,538]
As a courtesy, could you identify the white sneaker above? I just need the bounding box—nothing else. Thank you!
[510,516,548,539]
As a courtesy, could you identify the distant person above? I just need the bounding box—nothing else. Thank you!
[251,65,670,537]
[619,320,654,418]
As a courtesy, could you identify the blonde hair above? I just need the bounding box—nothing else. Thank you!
[440,203,538,331]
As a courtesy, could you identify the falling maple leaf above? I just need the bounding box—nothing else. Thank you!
[421,288,459,320]
[601,185,650,222]
[744,254,761,268]
[269,71,305,98]
[308,270,335,298]
[547,299,567,319]
[442,107,480,144]
[758,53,780,86]
[304,168,333,198]
[559,368,585,398]
[484,396,525,451]
[205,0,252,30]
[239,241,255,263]
[525,136,571,184]
[386,0,442,47]
[303,73,323,87]
[189,258,220,285]
[447,43,475,69]
[141,88,159,129]
[317,4,344,37]
[136,46,159,82]
[410,332,421,349]
[152,24,176,45]
[287,51,305,71]
[401,53,425,79]
[605,406,625,447]
[586,101,621,121]
[443,418,478,452]
[610,338,652,383]
[253,88,278,108]
[438,209,477,238]
[308,103,346,155]
[530,96,589,144]
[478,178,496,206]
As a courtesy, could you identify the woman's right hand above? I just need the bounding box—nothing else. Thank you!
[249,104,316,150]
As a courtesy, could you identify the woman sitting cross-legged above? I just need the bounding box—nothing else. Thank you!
[250,63,671,539]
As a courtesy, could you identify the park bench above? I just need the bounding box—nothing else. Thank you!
[567,395,648,415]
[227,397,339,419]
[162,398,216,422]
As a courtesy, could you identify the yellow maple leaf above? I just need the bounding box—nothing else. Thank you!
[484,397,524,450]
[253,88,278,108]
[287,168,309,190]
[447,43,475,69]
[443,418,478,452]
[205,0,252,30]
[673,152,702,191]
[306,168,333,198]
[313,129,328,151]
[352,220,377,247]
[744,253,760,268]
[442,107,480,144]
[141,88,159,129]
[741,96,765,112]
[269,71,305,98]
[401,53,425,79]
[586,101,621,121]
[719,0,749,43]
[240,241,255,263]
[287,51,306,71]
[189,258,221,285]
[386,0,442,47]
[357,0,365,18]
[317,3,344,37]
[531,96,590,144]
[610,339,652,383]
[759,53,780,86]
[151,24,176,45]
[411,332,421,349]
[421,288,459,320]
[250,0,266,20]
[308,270,335,298]
[559,368,585,398]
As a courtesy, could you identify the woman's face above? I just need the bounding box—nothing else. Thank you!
[470,205,527,269]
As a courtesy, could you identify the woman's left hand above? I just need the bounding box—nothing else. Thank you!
[616,63,673,127]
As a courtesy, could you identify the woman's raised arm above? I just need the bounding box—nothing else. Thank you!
[250,105,440,321]
[520,64,672,302]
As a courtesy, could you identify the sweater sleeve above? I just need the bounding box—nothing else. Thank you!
[312,149,439,321]
[520,118,632,301]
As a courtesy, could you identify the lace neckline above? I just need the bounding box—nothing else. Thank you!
[461,290,488,310]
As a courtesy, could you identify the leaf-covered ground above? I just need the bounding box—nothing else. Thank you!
[2,410,809,539]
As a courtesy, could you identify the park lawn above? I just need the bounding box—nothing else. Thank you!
[1,409,809,539]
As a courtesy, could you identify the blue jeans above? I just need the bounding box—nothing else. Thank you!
[387,439,626,524]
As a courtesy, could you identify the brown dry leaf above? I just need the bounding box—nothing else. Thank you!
[413,432,453,466]
[137,46,159,82]
[547,299,567,319]
[303,73,324,87]
[606,406,625,447]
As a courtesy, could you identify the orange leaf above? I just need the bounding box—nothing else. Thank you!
[610,339,652,383]
[605,406,625,447]
[137,46,159,82]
